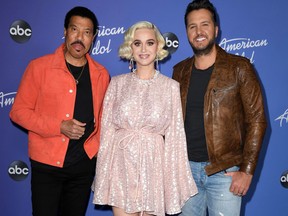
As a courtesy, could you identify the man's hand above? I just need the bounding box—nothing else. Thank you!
[225,171,253,196]
[60,119,86,140]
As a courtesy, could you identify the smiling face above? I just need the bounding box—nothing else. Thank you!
[131,28,158,71]
[64,15,95,65]
[186,9,218,56]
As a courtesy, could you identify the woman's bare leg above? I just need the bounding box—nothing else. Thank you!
[112,207,154,216]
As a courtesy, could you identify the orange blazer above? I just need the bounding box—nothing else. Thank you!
[10,44,110,167]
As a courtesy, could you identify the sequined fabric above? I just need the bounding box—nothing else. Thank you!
[92,72,197,216]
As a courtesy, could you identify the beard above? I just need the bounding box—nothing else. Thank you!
[191,37,215,56]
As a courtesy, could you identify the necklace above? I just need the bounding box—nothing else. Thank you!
[132,69,158,80]
[132,69,159,86]
[66,62,86,85]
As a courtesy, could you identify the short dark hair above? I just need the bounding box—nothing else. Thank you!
[184,0,217,27]
[64,6,99,35]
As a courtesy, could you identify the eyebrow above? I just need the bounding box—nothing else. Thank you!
[68,24,92,31]
[133,38,156,42]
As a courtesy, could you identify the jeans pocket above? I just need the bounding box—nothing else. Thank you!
[225,166,240,173]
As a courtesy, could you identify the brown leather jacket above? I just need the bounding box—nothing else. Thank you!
[172,45,267,176]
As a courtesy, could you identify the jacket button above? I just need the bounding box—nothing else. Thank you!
[56,161,61,165]
[66,113,70,118]
[69,89,73,93]
[62,138,66,142]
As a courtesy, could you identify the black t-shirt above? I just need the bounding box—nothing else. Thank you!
[31,62,95,169]
[64,62,94,167]
[185,64,213,162]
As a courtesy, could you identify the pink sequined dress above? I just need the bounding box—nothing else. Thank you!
[92,71,197,216]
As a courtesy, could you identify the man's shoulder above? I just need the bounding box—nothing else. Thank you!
[216,47,254,75]
[29,45,62,65]
[173,57,193,69]
[89,59,106,70]
[28,53,55,67]
[217,45,251,65]
[87,57,110,77]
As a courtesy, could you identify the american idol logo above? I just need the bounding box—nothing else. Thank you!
[275,108,288,127]
[0,91,16,108]
[219,37,268,63]
[91,25,125,55]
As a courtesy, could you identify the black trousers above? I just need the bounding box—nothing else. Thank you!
[31,156,96,216]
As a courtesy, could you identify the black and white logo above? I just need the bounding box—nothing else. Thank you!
[280,170,288,188]
[10,20,32,43]
[163,32,179,54]
[8,160,29,181]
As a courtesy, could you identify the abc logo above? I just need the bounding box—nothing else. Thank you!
[8,160,29,181]
[163,32,179,54]
[280,170,288,188]
[10,20,32,43]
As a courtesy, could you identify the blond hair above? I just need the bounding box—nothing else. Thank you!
[118,21,169,60]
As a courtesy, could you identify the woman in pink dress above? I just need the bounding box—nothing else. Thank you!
[92,21,197,216]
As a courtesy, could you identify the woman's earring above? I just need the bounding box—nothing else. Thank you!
[129,57,134,71]
[155,55,159,71]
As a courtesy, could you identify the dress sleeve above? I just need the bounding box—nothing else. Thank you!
[164,82,197,214]
[92,77,116,203]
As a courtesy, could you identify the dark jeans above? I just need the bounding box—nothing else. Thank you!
[31,156,96,216]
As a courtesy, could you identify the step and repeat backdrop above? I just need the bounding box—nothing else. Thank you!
[1,0,287,215]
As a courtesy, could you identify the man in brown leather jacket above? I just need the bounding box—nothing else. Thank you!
[172,0,267,215]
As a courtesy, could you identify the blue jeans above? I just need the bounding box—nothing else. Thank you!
[180,161,241,216]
